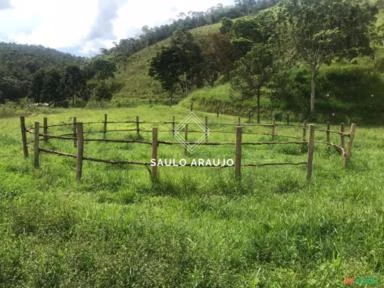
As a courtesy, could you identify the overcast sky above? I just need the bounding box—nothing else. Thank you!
[0,0,235,56]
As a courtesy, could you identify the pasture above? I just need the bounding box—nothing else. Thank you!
[1,105,384,287]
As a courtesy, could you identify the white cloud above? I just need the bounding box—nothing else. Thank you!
[0,0,235,56]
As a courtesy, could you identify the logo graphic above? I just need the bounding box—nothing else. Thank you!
[343,276,380,287]
[174,112,209,153]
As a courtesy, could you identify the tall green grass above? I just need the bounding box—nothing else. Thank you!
[0,106,383,287]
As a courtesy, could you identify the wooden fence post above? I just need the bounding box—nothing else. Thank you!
[344,123,357,168]
[238,116,241,126]
[20,116,29,158]
[43,117,48,143]
[184,124,189,155]
[235,126,242,180]
[136,116,140,136]
[326,122,331,144]
[151,128,158,180]
[34,122,40,168]
[302,121,308,142]
[272,120,276,141]
[306,124,315,181]
[205,116,208,143]
[103,114,108,139]
[286,113,290,126]
[302,120,308,151]
[340,122,345,150]
[73,117,77,148]
[172,116,175,137]
[76,122,84,181]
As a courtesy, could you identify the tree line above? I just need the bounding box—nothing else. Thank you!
[105,0,279,66]
[0,43,121,106]
[29,59,119,106]
[149,0,383,121]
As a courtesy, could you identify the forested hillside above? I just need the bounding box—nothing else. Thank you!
[0,43,123,107]
[111,0,384,123]
[0,43,82,102]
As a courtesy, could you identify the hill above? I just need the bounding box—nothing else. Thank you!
[111,2,384,123]
[0,43,83,102]
[112,24,221,105]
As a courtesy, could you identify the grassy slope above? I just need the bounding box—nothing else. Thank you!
[179,83,273,117]
[1,106,384,286]
[112,23,221,104]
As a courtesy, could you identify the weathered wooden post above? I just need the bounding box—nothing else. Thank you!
[235,126,242,180]
[326,122,331,144]
[302,121,308,142]
[306,124,315,181]
[103,114,108,139]
[73,117,77,148]
[184,124,189,155]
[136,116,140,136]
[340,122,345,150]
[20,116,29,158]
[205,116,208,143]
[344,123,357,168]
[272,120,276,141]
[238,116,241,126]
[151,128,158,181]
[34,122,40,168]
[302,120,308,150]
[172,116,175,137]
[43,117,48,143]
[76,122,84,181]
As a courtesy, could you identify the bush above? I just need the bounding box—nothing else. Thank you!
[317,63,384,123]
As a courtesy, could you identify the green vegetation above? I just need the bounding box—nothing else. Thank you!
[1,106,384,286]
[117,0,383,123]
[0,43,82,102]
[1,1,384,287]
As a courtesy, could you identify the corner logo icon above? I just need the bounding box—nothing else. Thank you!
[174,112,209,153]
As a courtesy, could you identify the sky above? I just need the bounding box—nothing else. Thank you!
[0,0,235,56]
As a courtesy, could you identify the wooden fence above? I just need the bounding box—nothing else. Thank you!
[19,115,357,182]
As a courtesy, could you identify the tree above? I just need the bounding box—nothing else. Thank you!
[40,69,63,104]
[235,0,257,14]
[88,59,117,81]
[62,65,86,105]
[284,0,377,115]
[220,17,233,34]
[149,30,205,101]
[30,70,46,102]
[231,43,274,123]
[199,32,236,84]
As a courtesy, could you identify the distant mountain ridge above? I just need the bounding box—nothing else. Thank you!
[0,42,83,102]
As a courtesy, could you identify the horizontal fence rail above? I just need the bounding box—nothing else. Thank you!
[20,114,357,182]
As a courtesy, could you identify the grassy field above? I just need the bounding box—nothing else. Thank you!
[1,105,384,287]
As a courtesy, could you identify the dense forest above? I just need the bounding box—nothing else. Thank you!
[0,43,121,106]
[0,43,81,103]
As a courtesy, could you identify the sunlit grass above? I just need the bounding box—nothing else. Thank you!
[1,105,384,287]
